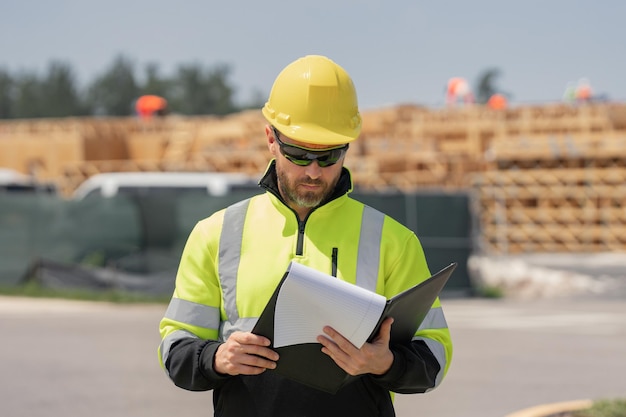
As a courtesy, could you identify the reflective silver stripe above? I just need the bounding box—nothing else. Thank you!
[164,297,220,330]
[356,205,385,291]
[221,317,258,341]
[219,199,251,328]
[417,307,448,331]
[160,329,198,375]
[413,336,447,390]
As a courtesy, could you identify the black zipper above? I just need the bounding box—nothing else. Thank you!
[296,220,305,255]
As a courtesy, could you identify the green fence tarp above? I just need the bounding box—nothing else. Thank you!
[1,189,474,295]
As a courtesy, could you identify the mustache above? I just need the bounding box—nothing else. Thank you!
[298,179,324,186]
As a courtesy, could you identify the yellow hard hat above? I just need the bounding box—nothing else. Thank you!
[262,55,362,145]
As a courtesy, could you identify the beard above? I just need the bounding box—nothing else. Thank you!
[276,168,338,209]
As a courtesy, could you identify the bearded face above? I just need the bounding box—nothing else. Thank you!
[276,164,340,210]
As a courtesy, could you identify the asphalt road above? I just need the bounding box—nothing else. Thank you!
[1,294,625,417]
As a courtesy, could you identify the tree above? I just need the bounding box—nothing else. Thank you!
[140,63,170,98]
[12,72,45,118]
[0,69,13,118]
[87,55,139,116]
[40,61,88,117]
[475,68,507,105]
[203,64,238,115]
[1,55,246,119]
[169,63,237,115]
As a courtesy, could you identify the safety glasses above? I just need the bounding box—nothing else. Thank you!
[272,127,349,167]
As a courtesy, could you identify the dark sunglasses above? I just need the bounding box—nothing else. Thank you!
[272,127,349,167]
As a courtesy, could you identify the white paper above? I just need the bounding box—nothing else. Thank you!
[273,262,386,349]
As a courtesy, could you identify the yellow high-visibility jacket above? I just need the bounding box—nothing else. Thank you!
[159,162,452,417]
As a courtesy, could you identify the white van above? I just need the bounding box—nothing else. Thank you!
[71,171,260,200]
[0,168,57,194]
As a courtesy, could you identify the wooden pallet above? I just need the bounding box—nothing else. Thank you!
[472,167,626,253]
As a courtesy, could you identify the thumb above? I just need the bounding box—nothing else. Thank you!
[374,317,394,344]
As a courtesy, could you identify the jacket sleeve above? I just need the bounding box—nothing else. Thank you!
[158,217,234,391]
[371,228,453,393]
[164,338,230,391]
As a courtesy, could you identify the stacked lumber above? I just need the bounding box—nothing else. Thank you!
[1,103,625,254]
[0,121,84,185]
[473,126,626,253]
[472,166,626,253]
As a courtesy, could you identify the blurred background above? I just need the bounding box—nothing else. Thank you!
[1,1,626,298]
[1,0,626,297]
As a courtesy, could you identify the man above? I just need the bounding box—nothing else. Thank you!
[158,55,452,417]
[135,94,168,119]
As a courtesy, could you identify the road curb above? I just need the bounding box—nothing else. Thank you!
[504,399,593,417]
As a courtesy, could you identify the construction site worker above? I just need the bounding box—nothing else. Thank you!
[446,76,474,106]
[487,93,508,110]
[135,94,168,119]
[158,55,453,417]
[575,78,593,103]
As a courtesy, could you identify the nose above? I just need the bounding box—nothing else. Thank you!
[303,160,323,179]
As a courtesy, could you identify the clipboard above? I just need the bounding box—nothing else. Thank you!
[251,262,457,393]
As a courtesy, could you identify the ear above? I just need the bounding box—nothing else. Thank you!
[265,125,277,154]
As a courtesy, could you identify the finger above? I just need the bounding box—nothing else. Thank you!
[217,339,279,374]
[224,340,279,362]
[240,352,278,370]
[244,345,280,362]
[322,326,358,353]
[317,334,337,351]
[230,331,272,347]
[219,348,278,375]
[233,363,271,375]
[317,340,347,367]
[317,333,354,369]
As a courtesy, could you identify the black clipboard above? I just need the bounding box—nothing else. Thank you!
[251,262,457,394]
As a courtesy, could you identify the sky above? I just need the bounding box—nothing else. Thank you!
[1,1,625,110]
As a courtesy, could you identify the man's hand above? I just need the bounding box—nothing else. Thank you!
[317,317,394,376]
[214,331,279,376]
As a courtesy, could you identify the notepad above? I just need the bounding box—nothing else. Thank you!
[273,262,387,348]
[252,261,457,393]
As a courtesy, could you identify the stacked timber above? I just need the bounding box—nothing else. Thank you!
[1,103,625,254]
[473,130,626,254]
